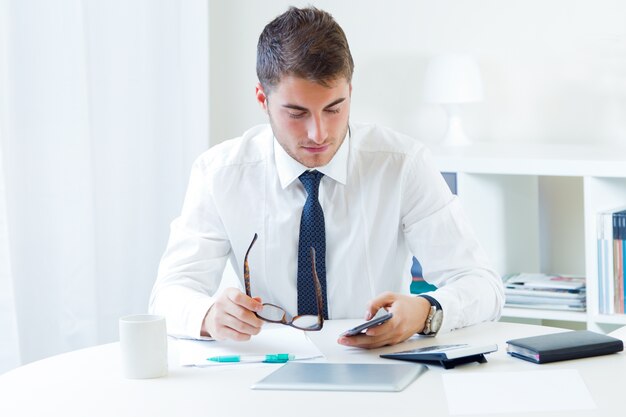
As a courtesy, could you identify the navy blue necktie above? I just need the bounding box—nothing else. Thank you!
[297,170,328,319]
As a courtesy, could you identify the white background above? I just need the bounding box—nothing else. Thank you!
[2,0,626,374]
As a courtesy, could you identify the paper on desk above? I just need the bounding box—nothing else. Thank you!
[176,324,324,367]
[442,369,596,415]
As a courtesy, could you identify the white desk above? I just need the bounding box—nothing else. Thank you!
[1,320,625,417]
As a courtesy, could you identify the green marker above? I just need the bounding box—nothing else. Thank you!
[207,354,294,363]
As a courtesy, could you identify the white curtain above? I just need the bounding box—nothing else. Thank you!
[0,0,209,373]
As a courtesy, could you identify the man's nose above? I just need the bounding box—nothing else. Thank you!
[307,115,328,144]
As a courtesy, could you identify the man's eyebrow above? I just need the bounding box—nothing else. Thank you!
[282,97,347,112]
[282,103,308,111]
[324,98,347,109]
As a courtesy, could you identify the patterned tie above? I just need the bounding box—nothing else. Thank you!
[297,170,328,319]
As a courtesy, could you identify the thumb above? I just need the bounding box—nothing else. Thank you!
[365,292,397,320]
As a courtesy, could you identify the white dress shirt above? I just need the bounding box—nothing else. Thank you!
[149,123,504,337]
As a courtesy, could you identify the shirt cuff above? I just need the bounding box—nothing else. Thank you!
[186,296,216,338]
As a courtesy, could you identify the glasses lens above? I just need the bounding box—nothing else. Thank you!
[292,315,321,330]
[258,304,286,322]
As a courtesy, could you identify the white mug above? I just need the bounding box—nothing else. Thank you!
[119,314,168,379]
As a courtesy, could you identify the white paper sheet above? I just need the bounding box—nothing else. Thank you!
[175,324,324,367]
[442,369,596,415]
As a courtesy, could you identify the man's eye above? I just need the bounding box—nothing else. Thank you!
[288,112,306,119]
[325,108,340,114]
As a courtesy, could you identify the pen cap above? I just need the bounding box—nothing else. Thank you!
[264,354,295,363]
[119,314,168,379]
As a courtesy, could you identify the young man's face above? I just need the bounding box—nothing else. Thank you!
[256,75,351,168]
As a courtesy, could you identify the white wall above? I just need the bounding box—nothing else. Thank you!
[208,0,626,146]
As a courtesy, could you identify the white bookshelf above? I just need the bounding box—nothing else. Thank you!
[431,142,626,332]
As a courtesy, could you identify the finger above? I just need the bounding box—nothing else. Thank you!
[357,338,393,349]
[224,289,265,326]
[227,289,263,312]
[365,292,397,319]
[212,322,253,342]
[221,311,263,336]
[364,319,393,337]
[209,298,263,340]
[205,305,245,341]
[337,333,394,349]
[222,300,265,329]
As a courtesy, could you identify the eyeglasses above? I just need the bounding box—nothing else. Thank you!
[243,233,324,331]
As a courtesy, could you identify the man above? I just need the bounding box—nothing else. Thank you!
[149,6,504,349]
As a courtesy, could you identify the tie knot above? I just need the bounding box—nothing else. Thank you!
[299,170,324,196]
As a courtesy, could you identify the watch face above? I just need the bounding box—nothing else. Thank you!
[431,310,443,333]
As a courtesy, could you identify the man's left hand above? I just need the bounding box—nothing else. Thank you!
[337,292,431,349]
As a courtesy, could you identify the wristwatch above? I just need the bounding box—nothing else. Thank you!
[419,294,443,336]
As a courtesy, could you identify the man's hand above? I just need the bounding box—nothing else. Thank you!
[201,288,265,341]
[337,292,431,349]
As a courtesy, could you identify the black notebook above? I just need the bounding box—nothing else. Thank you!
[506,330,623,364]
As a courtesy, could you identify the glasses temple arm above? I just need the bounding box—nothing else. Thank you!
[243,233,258,297]
[310,247,325,324]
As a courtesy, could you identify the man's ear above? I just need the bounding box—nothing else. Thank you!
[255,83,269,113]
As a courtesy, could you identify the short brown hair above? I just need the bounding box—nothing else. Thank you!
[256,6,354,92]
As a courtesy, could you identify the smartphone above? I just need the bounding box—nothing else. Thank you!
[340,312,393,337]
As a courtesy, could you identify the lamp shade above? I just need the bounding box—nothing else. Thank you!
[422,54,484,103]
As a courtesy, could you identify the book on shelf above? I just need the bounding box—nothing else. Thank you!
[502,273,586,312]
[506,304,586,312]
[504,288,584,300]
[506,295,585,306]
[614,211,625,314]
[504,294,586,313]
[596,206,626,315]
[597,211,612,314]
[503,273,585,290]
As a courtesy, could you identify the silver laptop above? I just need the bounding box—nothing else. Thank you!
[251,362,427,392]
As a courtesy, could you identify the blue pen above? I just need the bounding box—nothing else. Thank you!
[207,353,294,363]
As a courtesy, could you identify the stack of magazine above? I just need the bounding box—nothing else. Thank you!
[502,273,586,312]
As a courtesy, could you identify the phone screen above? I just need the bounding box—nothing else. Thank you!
[340,312,393,337]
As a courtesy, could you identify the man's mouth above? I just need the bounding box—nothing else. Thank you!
[302,144,330,153]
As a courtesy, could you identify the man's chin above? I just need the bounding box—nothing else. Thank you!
[299,153,332,168]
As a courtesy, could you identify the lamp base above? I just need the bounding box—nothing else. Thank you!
[442,105,471,146]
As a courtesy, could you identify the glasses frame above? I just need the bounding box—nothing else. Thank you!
[243,233,324,331]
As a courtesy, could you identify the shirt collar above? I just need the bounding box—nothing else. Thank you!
[274,127,350,189]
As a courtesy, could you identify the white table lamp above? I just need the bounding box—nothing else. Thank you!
[422,54,484,146]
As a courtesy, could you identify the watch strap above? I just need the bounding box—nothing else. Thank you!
[418,294,442,335]
[419,294,442,311]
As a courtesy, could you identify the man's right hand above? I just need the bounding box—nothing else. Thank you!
[201,288,265,341]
